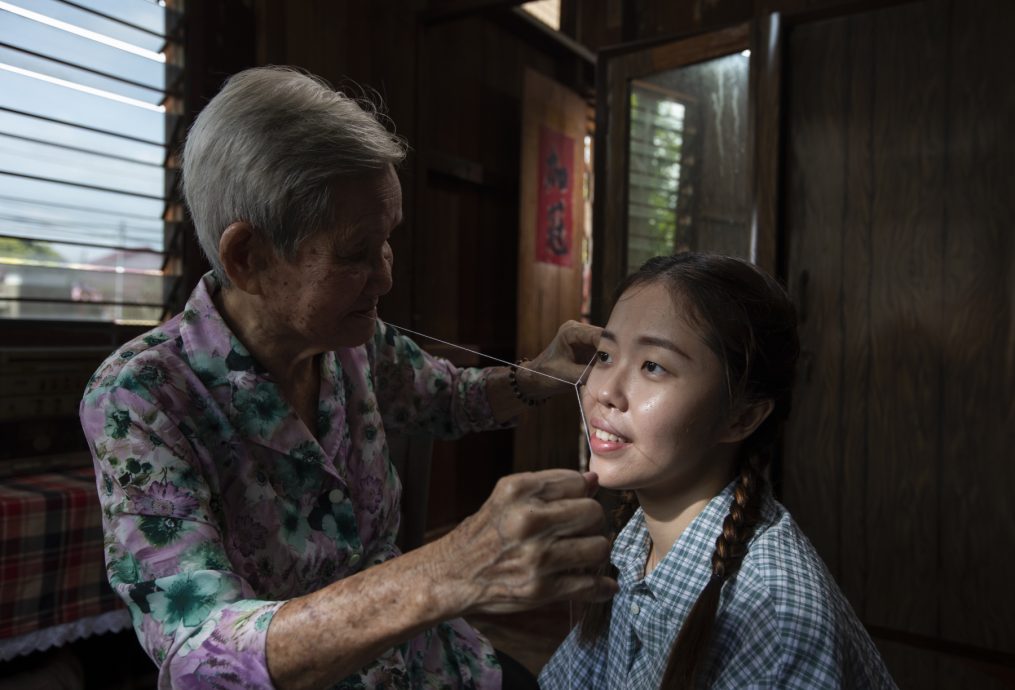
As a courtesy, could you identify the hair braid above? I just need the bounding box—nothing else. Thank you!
[659,454,768,689]
[712,456,765,580]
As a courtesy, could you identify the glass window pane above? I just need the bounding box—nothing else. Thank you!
[626,51,751,273]
[0,244,164,322]
[14,0,168,50]
[0,0,169,323]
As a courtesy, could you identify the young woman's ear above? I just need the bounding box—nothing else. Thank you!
[218,222,272,294]
[720,399,775,444]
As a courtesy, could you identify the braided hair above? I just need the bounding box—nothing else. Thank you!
[579,253,799,689]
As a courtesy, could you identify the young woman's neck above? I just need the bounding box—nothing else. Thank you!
[637,452,738,576]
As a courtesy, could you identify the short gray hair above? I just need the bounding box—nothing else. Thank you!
[181,66,407,283]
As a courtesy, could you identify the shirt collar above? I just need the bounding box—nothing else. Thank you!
[177,272,330,457]
[611,480,740,596]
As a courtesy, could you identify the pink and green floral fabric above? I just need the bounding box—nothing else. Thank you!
[79,273,504,689]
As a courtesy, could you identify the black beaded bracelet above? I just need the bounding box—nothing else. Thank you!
[509,359,544,407]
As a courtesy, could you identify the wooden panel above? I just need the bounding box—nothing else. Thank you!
[874,640,1013,690]
[864,0,946,643]
[415,17,485,342]
[784,0,1015,683]
[836,8,874,614]
[939,0,1015,657]
[781,14,848,584]
[514,68,586,473]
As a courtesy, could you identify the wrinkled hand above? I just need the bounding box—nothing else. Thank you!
[437,469,616,615]
[521,320,603,399]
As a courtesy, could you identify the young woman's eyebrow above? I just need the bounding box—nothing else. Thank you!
[637,335,692,361]
[600,330,692,361]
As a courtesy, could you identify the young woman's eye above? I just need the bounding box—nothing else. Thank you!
[595,351,611,364]
[643,361,666,375]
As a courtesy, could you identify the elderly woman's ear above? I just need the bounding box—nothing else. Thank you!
[218,221,273,294]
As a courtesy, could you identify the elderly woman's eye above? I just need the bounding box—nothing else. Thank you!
[338,248,369,263]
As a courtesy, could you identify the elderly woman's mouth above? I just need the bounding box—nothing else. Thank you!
[349,305,378,319]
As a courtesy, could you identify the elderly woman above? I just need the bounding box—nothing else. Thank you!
[79,67,614,690]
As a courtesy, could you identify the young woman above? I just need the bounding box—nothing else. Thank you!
[540,253,896,689]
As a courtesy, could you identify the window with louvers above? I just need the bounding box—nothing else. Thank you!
[0,0,182,325]
[626,83,694,275]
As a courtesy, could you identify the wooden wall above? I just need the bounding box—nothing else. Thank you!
[417,12,591,523]
[781,0,1014,686]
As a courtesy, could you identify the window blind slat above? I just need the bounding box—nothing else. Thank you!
[0,70,165,142]
[52,0,168,40]
[0,40,164,103]
[0,105,163,146]
[4,0,169,53]
[0,40,166,96]
[0,130,162,166]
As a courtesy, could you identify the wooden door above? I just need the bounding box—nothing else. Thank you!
[514,68,587,472]
[781,0,1015,686]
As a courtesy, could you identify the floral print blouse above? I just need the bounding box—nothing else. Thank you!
[79,273,505,689]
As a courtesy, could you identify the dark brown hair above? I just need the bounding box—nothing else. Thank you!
[579,252,799,689]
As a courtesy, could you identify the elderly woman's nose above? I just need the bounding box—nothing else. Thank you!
[367,244,394,295]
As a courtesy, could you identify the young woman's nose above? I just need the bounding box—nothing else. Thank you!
[594,366,627,411]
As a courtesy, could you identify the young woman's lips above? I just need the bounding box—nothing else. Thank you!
[588,419,631,455]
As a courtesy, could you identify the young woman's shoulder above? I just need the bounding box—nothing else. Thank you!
[745,499,843,610]
[709,498,897,689]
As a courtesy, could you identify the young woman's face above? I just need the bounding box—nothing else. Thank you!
[584,281,736,499]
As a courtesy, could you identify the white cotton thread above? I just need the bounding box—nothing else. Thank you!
[377,319,576,386]
[575,353,597,451]
[377,319,598,451]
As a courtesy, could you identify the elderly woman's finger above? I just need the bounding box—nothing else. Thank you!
[561,320,603,351]
[544,535,612,572]
[528,497,606,538]
[551,573,619,603]
[521,468,589,502]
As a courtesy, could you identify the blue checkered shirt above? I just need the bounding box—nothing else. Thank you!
[539,482,897,689]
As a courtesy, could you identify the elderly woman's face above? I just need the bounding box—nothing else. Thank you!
[260,165,401,349]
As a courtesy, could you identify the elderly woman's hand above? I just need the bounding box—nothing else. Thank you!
[518,320,603,400]
[434,469,616,614]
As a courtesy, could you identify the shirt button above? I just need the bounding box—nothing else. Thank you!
[630,602,640,615]
[329,489,344,503]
